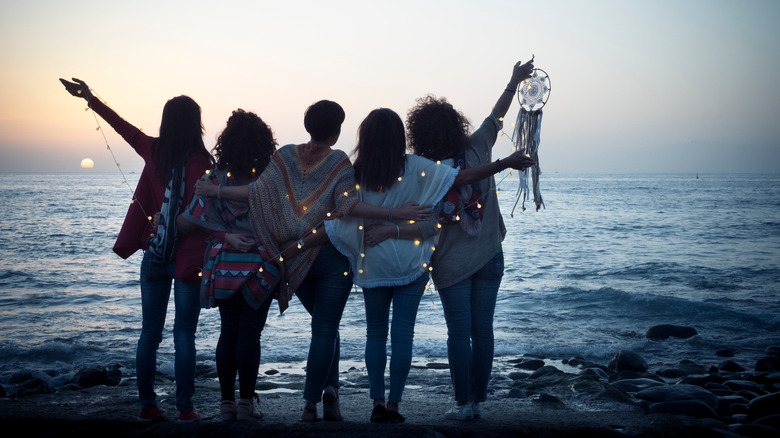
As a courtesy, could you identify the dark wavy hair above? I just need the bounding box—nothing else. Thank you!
[155,95,212,183]
[406,95,471,162]
[212,109,277,181]
[304,100,345,142]
[352,108,406,192]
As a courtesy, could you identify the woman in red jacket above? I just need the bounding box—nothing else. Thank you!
[61,78,214,423]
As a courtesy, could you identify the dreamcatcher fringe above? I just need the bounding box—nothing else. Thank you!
[512,108,544,215]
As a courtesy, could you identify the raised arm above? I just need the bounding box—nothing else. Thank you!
[194,177,249,201]
[491,57,535,120]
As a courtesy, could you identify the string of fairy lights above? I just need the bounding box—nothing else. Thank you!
[82,80,538,309]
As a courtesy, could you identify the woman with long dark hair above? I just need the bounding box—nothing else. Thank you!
[61,78,213,423]
[322,107,534,423]
[179,109,277,422]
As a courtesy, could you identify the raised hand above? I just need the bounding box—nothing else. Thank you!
[59,77,94,101]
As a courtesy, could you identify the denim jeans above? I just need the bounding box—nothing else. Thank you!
[295,243,352,403]
[363,272,429,403]
[136,250,201,412]
[438,252,503,404]
[216,292,272,400]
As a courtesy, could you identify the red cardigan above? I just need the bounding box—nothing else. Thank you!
[90,98,212,283]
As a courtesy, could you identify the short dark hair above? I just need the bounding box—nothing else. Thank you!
[304,100,345,142]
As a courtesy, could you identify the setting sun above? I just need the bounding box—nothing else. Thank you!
[80,158,94,169]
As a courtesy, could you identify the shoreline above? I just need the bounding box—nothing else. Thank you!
[4,347,779,437]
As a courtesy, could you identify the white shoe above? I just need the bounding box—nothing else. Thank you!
[444,404,473,421]
[220,400,236,421]
[471,403,481,419]
[237,396,264,421]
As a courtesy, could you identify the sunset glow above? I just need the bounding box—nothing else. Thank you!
[80,158,94,169]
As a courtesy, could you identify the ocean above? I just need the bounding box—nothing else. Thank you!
[1,172,779,389]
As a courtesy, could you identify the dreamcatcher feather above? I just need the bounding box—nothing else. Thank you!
[511,67,551,216]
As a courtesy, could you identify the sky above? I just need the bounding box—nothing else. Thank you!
[1,0,779,174]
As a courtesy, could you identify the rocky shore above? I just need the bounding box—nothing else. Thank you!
[2,325,779,437]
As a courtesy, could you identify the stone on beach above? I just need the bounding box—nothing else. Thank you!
[645,324,698,340]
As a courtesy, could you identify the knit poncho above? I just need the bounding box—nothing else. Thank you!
[248,144,359,308]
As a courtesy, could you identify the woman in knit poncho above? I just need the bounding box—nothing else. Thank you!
[196,100,429,422]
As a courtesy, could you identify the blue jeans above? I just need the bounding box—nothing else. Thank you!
[438,252,503,404]
[295,243,352,403]
[363,272,428,403]
[136,250,201,412]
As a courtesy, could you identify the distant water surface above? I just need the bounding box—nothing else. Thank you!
[0,172,778,385]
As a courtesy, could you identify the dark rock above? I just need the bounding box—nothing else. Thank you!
[610,378,665,393]
[736,389,761,400]
[728,423,779,438]
[724,379,765,394]
[507,388,527,398]
[17,378,52,397]
[74,366,121,388]
[608,370,645,382]
[755,356,780,372]
[753,414,780,430]
[608,350,648,373]
[514,359,545,371]
[529,365,564,379]
[635,383,718,409]
[680,374,726,387]
[716,349,735,358]
[718,360,745,372]
[426,362,450,370]
[648,400,718,419]
[264,369,280,375]
[657,360,707,378]
[645,324,698,340]
[532,393,565,408]
[729,403,750,415]
[579,367,609,381]
[749,392,780,420]
[715,395,749,417]
[508,371,529,380]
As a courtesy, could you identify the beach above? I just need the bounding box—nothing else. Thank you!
[4,345,780,438]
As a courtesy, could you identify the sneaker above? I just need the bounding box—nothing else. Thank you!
[237,395,264,421]
[177,410,202,423]
[220,400,237,421]
[471,403,481,419]
[444,404,473,421]
[138,406,165,422]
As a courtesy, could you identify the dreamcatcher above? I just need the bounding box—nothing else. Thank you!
[511,62,551,215]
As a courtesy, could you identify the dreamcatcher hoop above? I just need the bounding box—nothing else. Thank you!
[511,67,551,215]
[517,68,551,111]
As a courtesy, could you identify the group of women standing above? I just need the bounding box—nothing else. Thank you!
[59,57,535,425]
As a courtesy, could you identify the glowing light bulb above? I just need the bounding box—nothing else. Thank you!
[409,220,415,224]
[147,216,152,221]
[423,263,428,268]
[226,172,232,178]
[428,266,433,271]
[414,240,420,246]
[198,272,202,277]
[436,161,441,165]
[498,117,504,122]
[312,229,317,234]
[397,177,402,182]
[297,242,302,249]
[431,246,436,251]
[437,223,442,229]
[358,269,364,274]
[259,267,264,272]
[326,212,332,217]
[343,272,348,276]
[455,215,460,221]
[205,169,211,175]
[360,253,365,258]
[358,225,363,230]
[279,256,284,262]
[303,206,307,211]
[477,203,482,209]
[356,184,360,190]
[421,171,426,177]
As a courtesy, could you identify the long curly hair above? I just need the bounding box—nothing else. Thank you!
[352,108,406,192]
[212,109,277,182]
[155,95,212,183]
[406,95,471,162]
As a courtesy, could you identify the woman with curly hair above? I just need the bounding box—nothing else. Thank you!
[406,59,535,421]
[179,109,277,422]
